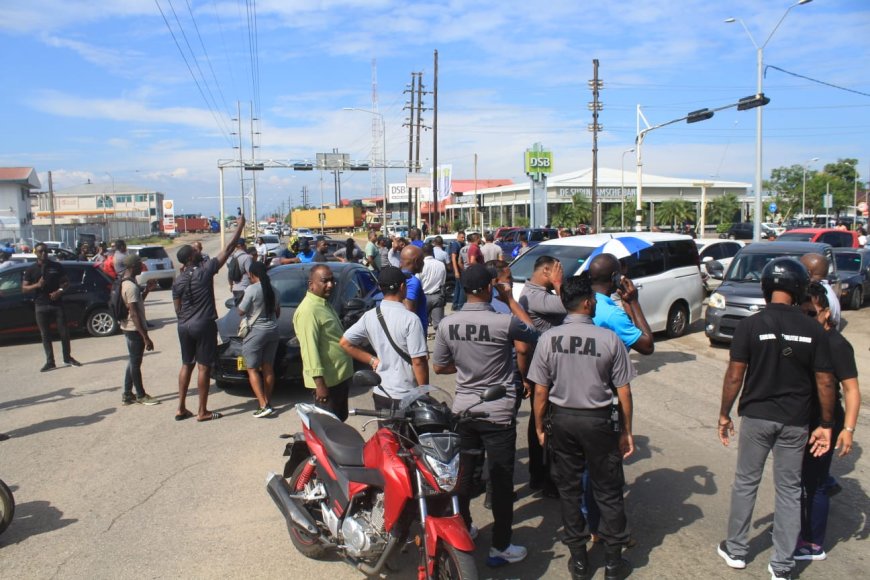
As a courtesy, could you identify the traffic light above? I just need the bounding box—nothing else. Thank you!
[737,93,770,111]
[476,193,484,211]
[686,108,714,124]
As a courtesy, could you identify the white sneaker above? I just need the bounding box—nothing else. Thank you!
[487,544,527,567]
[468,525,479,540]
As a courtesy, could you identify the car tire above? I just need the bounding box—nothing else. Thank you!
[159,279,173,289]
[666,302,689,339]
[709,337,729,348]
[849,286,862,311]
[727,234,736,240]
[86,307,118,337]
[215,380,236,390]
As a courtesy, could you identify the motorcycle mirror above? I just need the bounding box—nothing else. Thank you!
[353,370,382,389]
[481,385,506,402]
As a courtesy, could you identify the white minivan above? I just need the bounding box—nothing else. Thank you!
[509,232,705,338]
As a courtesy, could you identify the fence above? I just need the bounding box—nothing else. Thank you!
[1,219,153,250]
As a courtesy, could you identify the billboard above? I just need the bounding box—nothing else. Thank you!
[162,199,176,234]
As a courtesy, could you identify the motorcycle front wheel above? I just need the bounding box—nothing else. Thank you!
[432,540,478,580]
[287,461,328,559]
[0,478,14,535]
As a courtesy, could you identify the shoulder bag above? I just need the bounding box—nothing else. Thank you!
[375,306,412,364]
[238,300,264,339]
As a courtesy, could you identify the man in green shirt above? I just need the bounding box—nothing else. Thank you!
[293,264,354,420]
[364,230,380,272]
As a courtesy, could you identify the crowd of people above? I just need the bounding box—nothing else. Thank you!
[15,218,861,578]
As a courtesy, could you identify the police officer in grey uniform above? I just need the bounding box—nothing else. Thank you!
[527,273,635,580]
[433,263,538,568]
[518,255,566,497]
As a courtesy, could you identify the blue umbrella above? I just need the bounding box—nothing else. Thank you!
[577,236,653,273]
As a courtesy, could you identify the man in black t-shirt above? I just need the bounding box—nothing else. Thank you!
[716,258,836,580]
[172,215,246,422]
[22,243,81,371]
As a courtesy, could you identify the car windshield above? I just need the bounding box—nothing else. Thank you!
[510,243,595,282]
[271,269,311,306]
[725,252,803,282]
[136,247,169,259]
[777,232,814,242]
[834,252,861,272]
[261,235,280,244]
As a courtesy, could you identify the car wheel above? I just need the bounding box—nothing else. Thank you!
[709,337,729,348]
[86,307,118,337]
[727,234,736,240]
[666,302,689,338]
[849,287,862,311]
[158,279,173,289]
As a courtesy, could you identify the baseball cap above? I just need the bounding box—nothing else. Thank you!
[378,266,406,291]
[122,254,142,268]
[462,263,493,294]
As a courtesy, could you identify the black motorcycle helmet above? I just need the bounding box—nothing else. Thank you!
[761,257,810,305]
[406,395,452,435]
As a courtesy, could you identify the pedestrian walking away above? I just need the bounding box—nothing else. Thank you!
[238,261,281,418]
[400,244,427,337]
[418,242,447,336]
[527,273,636,580]
[717,257,837,580]
[173,214,247,422]
[449,230,467,310]
[118,254,159,406]
[228,240,253,306]
[795,281,862,563]
[433,263,539,568]
[293,264,354,421]
[22,242,81,371]
[340,266,429,410]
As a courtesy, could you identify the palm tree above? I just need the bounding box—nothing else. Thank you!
[656,199,695,230]
[551,193,592,227]
[603,196,647,231]
[706,193,741,225]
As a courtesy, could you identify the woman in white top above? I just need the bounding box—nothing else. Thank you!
[237,261,281,417]
[254,237,268,263]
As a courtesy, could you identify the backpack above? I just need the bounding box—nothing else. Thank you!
[227,253,243,283]
[101,256,117,279]
[110,278,131,322]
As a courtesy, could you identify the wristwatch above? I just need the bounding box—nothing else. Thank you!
[844,426,856,433]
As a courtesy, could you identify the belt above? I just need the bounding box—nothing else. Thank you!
[550,405,610,418]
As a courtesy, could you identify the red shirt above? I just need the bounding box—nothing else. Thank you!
[467,243,483,264]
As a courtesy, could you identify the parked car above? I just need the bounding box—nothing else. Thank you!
[493,226,522,241]
[704,241,839,345]
[281,226,291,237]
[775,228,860,248]
[212,262,382,388]
[256,234,283,260]
[832,247,870,310]
[498,228,558,258]
[720,222,776,240]
[127,245,176,289]
[9,246,79,263]
[695,239,745,292]
[509,232,705,338]
[0,261,118,339]
[761,222,786,237]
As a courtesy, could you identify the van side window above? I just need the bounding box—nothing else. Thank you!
[625,245,665,278]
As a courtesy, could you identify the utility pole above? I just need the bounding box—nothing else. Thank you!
[414,72,424,229]
[47,171,56,240]
[432,50,439,229]
[332,147,342,206]
[232,101,246,222]
[588,60,603,232]
[249,101,260,226]
[404,74,417,228]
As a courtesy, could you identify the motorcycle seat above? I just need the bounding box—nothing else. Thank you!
[308,413,365,466]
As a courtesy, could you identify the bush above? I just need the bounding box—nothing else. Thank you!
[451,219,468,233]
[716,223,732,234]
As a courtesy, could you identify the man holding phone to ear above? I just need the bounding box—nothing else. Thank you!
[587,254,654,355]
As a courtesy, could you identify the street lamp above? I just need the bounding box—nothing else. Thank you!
[343,107,388,230]
[103,172,115,239]
[802,157,819,217]
[620,148,634,231]
[726,0,813,242]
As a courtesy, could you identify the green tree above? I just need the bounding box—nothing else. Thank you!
[602,196,647,230]
[764,164,806,218]
[551,193,592,227]
[707,193,741,225]
[821,158,860,213]
[655,199,695,230]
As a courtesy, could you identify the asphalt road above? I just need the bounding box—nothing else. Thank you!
[1,233,867,579]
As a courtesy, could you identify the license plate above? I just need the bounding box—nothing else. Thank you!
[156,264,165,270]
[236,356,247,371]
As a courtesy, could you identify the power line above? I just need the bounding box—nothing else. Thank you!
[766,65,870,98]
[184,0,233,117]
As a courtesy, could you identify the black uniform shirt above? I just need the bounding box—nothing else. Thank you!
[24,260,67,307]
[172,258,221,325]
[730,303,833,426]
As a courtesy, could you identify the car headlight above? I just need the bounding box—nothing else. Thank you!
[708,292,726,310]
[424,453,460,492]
[841,282,849,290]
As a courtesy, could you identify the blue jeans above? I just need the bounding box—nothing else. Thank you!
[452,279,466,311]
[124,331,146,398]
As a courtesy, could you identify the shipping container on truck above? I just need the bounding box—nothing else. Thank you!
[291,207,363,231]
[163,216,212,233]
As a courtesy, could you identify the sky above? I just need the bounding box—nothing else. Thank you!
[1,0,869,217]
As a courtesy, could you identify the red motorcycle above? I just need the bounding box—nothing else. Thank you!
[266,370,505,579]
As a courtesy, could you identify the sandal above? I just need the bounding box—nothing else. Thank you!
[175,410,194,421]
[197,411,223,422]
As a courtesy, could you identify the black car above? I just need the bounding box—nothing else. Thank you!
[720,222,775,240]
[0,262,118,339]
[213,262,382,388]
[833,247,870,310]
[497,228,558,258]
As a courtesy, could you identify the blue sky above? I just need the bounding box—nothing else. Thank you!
[2,0,868,217]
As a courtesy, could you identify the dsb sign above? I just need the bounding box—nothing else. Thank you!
[525,151,553,174]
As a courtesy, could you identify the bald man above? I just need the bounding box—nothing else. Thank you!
[800,253,841,330]
[589,254,654,355]
[400,244,428,336]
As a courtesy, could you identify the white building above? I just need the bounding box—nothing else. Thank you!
[0,167,41,237]
[32,180,165,228]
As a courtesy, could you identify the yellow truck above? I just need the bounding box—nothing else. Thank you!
[290,207,363,231]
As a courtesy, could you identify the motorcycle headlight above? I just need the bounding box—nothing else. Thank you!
[423,453,460,492]
[708,292,726,310]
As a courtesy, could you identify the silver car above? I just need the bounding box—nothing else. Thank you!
[128,245,176,289]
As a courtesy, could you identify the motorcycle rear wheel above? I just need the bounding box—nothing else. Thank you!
[432,540,478,580]
[0,478,14,535]
[287,461,327,559]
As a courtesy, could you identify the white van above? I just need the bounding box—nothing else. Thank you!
[509,232,705,338]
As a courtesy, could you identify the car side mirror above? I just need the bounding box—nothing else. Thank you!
[353,369,381,388]
[701,256,713,263]
[481,385,507,402]
[705,260,724,280]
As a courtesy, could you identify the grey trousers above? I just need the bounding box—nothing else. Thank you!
[725,416,808,572]
[425,292,445,332]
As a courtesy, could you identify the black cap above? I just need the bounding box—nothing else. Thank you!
[378,266,406,291]
[462,263,493,294]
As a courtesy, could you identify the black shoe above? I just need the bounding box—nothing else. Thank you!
[122,394,136,406]
[604,545,632,580]
[41,362,56,372]
[569,547,590,580]
[64,357,82,367]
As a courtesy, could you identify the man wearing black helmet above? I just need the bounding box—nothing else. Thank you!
[716,257,837,580]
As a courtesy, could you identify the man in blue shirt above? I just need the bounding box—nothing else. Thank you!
[400,244,427,337]
[588,254,654,355]
[296,238,317,263]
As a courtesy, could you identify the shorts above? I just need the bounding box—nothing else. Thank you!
[242,325,280,369]
[178,320,217,366]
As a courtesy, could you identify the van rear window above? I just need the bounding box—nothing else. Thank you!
[137,247,169,259]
